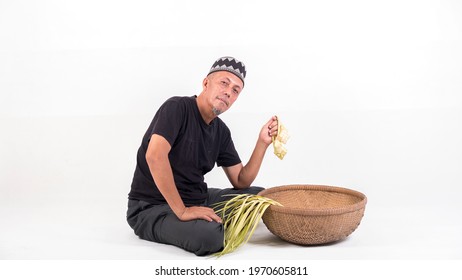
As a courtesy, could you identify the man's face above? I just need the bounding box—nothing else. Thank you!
[203,71,243,116]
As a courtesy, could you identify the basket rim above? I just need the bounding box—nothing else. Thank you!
[258,184,367,216]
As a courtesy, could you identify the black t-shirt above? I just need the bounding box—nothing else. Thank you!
[128,96,241,205]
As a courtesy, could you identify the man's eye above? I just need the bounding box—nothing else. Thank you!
[233,89,239,94]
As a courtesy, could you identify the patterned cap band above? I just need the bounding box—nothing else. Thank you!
[208,56,246,86]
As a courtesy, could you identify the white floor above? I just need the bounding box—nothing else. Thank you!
[1,108,461,260]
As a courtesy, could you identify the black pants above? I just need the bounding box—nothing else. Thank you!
[126,187,264,256]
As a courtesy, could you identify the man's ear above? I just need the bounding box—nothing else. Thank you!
[202,77,209,89]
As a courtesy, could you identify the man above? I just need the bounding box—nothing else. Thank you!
[127,56,279,256]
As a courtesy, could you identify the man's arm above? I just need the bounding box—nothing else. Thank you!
[223,116,278,189]
[146,134,222,223]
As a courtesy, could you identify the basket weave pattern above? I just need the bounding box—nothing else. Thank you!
[259,184,367,245]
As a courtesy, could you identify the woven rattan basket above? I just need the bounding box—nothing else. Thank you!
[258,184,367,245]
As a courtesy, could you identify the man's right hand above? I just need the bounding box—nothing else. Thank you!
[179,206,222,223]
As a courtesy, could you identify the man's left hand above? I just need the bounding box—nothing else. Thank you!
[259,116,278,146]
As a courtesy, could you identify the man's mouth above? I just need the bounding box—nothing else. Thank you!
[216,97,229,107]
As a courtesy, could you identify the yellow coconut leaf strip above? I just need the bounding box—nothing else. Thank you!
[213,194,282,257]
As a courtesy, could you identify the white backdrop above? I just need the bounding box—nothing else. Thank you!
[1,0,461,261]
